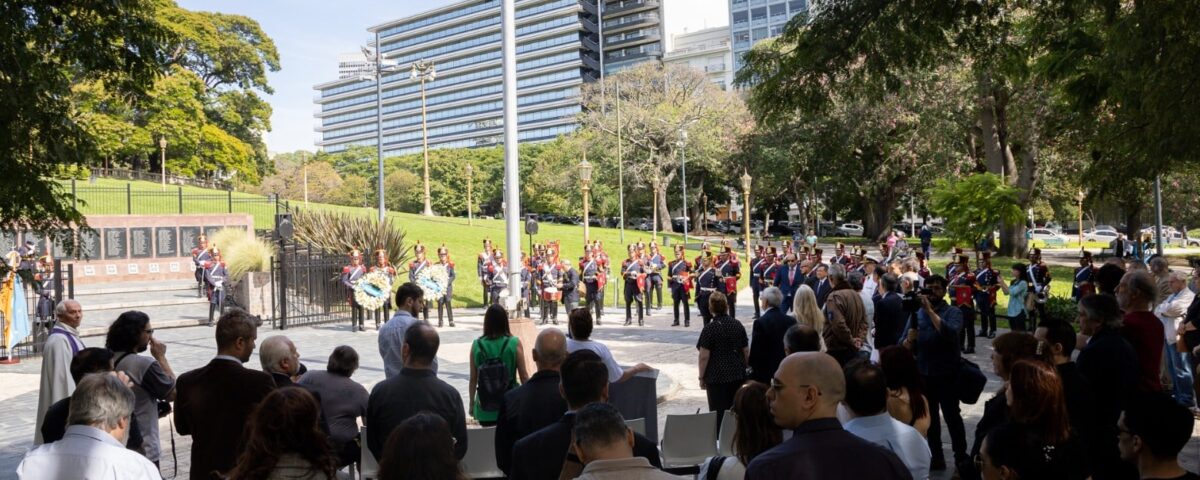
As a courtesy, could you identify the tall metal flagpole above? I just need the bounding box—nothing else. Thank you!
[617,81,625,244]
[501,0,522,311]
[1154,175,1164,256]
[374,30,386,223]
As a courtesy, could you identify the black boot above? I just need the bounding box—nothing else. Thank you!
[207,304,215,326]
[448,304,455,327]
[357,309,365,332]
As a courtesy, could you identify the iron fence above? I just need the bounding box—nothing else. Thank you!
[7,260,75,359]
[92,167,231,190]
[272,241,352,330]
[68,179,284,229]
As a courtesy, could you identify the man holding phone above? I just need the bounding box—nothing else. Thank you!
[902,275,966,472]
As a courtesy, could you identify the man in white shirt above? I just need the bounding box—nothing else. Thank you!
[842,360,931,479]
[34,299,85,445]
[1156,271,1196,407]
[18,373,161,479]
[565,309,650,383]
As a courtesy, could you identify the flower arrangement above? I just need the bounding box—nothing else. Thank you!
[416,264,450,299]
[354,270,393,311]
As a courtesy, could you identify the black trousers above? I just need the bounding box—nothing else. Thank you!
[976,297,996,334]
[585,281,602,322]
[540,297,559,324]
[482,283,491,306]
[1009,311,1028,332]
[706,381,743,434]
[649,275,663,309]
[624,280,643,324]
[697,294,712,325]
[751,287,761,318]
[727,290,737,318]
[958,305,976,351]
[925,373,968,463]
[672,290,690,326]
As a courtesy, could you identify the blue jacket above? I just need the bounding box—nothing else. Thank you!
[904,301,962,377]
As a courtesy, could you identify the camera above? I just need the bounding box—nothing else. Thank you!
[901,288,934,312]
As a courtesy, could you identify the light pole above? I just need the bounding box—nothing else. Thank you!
[361,38,402,222]
[500,0,522,312]
[412,60,437,217]
[580,154,593,244]
[158,136,167,191]
[1076,190,1085,250]
[302,151,310,207]
[651,171,660,244]
[466,163,474,226]
[741,171,752,265]
[679,129,689,245]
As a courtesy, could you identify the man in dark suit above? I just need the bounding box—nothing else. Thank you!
[774,255,806,313]
[509,350,662,480]
[748,287,793,383]
[872,273,907,348]
[366,322,467,460]
[1076,294,1140,480]
[807,264,832,309]
[495,328,570,475]
[174,309,276,480]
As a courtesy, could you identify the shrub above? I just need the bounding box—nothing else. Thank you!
[56,164,91,180]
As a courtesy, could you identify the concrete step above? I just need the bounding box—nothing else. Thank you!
[73,280,198,297]
[78,302,217,337]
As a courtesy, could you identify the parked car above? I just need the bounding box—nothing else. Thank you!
[1084,229,1120,243]
[1029,228,1069,243]
[589,217,603,227]
[817,221,838,237]
[671,217,691,233]
[538,213,558,223]
[766,224,795,237]
[837,223,864,237]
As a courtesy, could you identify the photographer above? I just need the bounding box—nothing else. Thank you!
[107,310,176,468]
[901,275,966,472]
[997,264,1031,332]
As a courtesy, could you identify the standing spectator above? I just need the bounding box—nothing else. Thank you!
[570,403,686,480]
[1150,257,1173,300]
[34,299,85,445]
[850,271,874,327]
[495,328,570,475]
[1175,266,1200,413]
[378,412,466,480]
[175,308,276,480]
[901,275,967,473]
[378,283,437,378]
[367,322,467,460]
[226,387,336,480]
[1034,320,1096,451]
[1118,271,1166,392]
[297,346,369,468]
[748,287,792,383]
[1097,263,1127,297]
[697,292,749,428]
[978,423,1053,480]
[969,332,1040,472]
[259,335,301,386]
[875,273,907,349]
[509,350,662,480]
[40,348,144,453]
[842,360,932,479]
[17,374,160,479]
[784,324,822,354]
[106,310,176,467]
[774,255,804,313]
[996,264,1030,332]
[469,305,530,427]
[878,346,930,437]
[1076,294,1140,480]
[1155,271,1195,407]
[698,382,782,480]
[919,225,933,260]
[746,352,911,479]
[1118,392,1200,480]
[807,264,832,308]
[566,308,652,383]
[1005,360,1088,479]
[825,264,868,365]
[791,285,827,351]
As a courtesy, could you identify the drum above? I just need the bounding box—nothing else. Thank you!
[542,285,561,301]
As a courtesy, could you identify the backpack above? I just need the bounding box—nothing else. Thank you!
[475,336,515,412]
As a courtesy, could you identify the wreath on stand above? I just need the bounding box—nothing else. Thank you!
[416,264,450,300]
[354,270,393,311]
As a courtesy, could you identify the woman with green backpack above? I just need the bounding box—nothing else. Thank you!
[469,305,530,425]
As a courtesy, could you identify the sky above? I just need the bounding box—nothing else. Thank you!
[176,0,729,155]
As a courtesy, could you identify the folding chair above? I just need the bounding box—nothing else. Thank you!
[360,426,380,480]
[459,426,505,479]
[659,411,718,469]
[625,417,647,436]
[716,411,738,456]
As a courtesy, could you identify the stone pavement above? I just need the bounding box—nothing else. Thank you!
[4,294,1200,479]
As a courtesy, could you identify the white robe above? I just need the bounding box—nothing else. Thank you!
[34,324,83,445]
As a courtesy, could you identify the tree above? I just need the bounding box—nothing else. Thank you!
[383,170,422,213]
[929,174,1024,251]
[329,175,372,209]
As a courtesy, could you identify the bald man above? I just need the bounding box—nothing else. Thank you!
[495,328,570,474]
[746,352,912,480]
[259,335,301,387]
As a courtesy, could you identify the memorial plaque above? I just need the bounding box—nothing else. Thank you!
[0,231,15,253]
[169,262,180,273]
[105,265,118,275]
[22,231,48,254]
[129,228,152,259]
[103,228,127,259]
[78,229,100,259]
[148,263,161,273]
[82,265,95,276]
[127,264,140,274]
[155,227,178,258]
[51,229,73,259]
[180,227,202,254]
[204,226,222,241]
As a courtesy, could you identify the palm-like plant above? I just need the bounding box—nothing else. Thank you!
[291,211,410,269]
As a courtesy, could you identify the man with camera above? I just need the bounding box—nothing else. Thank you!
[901,275,967,472]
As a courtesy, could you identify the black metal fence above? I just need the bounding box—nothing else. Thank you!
[68,179,284,229]
[92,167,231,190]
[7,260,75,359]
[271,241,352,330]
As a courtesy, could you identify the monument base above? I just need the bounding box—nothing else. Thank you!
[508,317,539,370]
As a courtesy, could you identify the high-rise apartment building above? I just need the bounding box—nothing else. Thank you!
[728,0,806,73]
[663,27,732,90]
[313,0,664,157]
[336,53,374,80]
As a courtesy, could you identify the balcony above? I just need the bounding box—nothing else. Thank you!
[603,12,659,32]
[604,0,659,16]
[607,33,659,49]
[704,63,726,73]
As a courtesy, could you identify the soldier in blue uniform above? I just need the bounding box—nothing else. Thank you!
[1072,251,1096,302]
[561,258,580,313]
[621,245,645,326]
[519,253,533,317]
[205,247,229,327]
[716,246,741,318]
[749,245,766,319]
[341,248,366,331]
[646,242,666,311]
[487,250,509,306]
[694,256,720,326]
[949,254,977,353]
[371,248,396,329]
[436,246,456,327]
[408,243,432,322]
[191,235,212,298]
[538,247,563,325]
[33,256,56,326]
[1027,247,1052,323]
[974,252,999,339]
[668,245,692,327]
[581,247,604,325]
[478,239,493,306]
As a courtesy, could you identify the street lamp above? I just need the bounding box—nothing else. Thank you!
[361,38,403,222]
[412,59,437,217]
[651,171,660,243]
[579,154,593,243]
[678,129,689,245]
[1076,190,1085,250]
[466,163,474,226]
[741,171,752,266]
[158,136,167,191]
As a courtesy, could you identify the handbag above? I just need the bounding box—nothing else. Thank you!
[955,358,988,405]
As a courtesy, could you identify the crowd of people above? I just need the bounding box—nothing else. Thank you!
[17,241,1200,480]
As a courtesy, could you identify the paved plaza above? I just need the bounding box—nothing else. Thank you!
[3,293,1200,479]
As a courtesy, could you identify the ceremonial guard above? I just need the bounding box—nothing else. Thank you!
[945,247,965,277]
[581,246,605,325]
[668,245,692,327]
[1073,251,1096,302]
[593,240,611,312]
[716,246,741,317]
[191,234,212,297]
[370,248,396,329]
[33,256,55,326]
[694,256,720,325]
[761,248,780,289]
[487,250,509,306]
[478,239,494,306]
[694,242,712,272]
[560,258,580,312]
[530,244,546,319]
[436,246,456,327]
[974,252,1000,339]
[539,246,563,325]
[949,254,977,354]
[621,246,645,326]
[341,248,366,331]
[646,242,665,311]
[1027,248,1052,322]
[408,243,432,322]
[519,253,533,318]
[749,245,766,319]
[811,248,826,269]
[833,243,853,266]
[205,247,228,327]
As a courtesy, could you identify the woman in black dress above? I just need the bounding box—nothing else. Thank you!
[697,292,749,428]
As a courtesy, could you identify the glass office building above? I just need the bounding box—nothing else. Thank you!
[314,0,664,157]
[728,0,806,73]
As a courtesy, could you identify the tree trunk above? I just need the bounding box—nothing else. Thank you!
[658,167,676,232]
[1123,201,1144,239]
[861,190,899,241]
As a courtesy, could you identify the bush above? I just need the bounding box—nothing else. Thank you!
[56,164,91,180]
[208,227,275,281]
[1043,296,1078,325]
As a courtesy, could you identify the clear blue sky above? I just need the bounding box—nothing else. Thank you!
[177,0,727,155]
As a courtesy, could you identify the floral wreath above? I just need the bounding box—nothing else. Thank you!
[417,264,450,299]
[354,270,393,311]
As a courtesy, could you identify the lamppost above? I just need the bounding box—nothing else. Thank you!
[361,38,403,222]
[580,155,593,244]
[651,171,660,244]
[1076,190,1085,250]
[741,171,752,265]
[412,60,437,217]
[678,129,689,245]
[466,163,474,226]
[158,136,167,191]
[301,151,310,206]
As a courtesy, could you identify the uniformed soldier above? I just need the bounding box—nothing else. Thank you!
[694,241,712,272]
[191,234,212,298]
[205,247,229,327]
[561,258,580,313]
[1027,247,1052,323]
[370,248,396,329]
[341,248,366,331]
[531,244,545,319]
[33,256,55,326]
[761,248,780,290]
[694,256,720,326]
[488,250,509,306]
[668,245,692,327]
[949,254,977,354]
[436,245,456,327]
[581,246,604,325]
[646,242,666,311]
[716,246,741,317]
[519,252,533,318]
[621,245,645,326]
[478,238,494,306]
[946,247,965,278]
[594,240,611,312]
[539,246,563,325]
[408,243,432,322]
[833,243,853,266]
[974,252,999,339]
[1072,251,1096,302]
[749,245,767,319]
